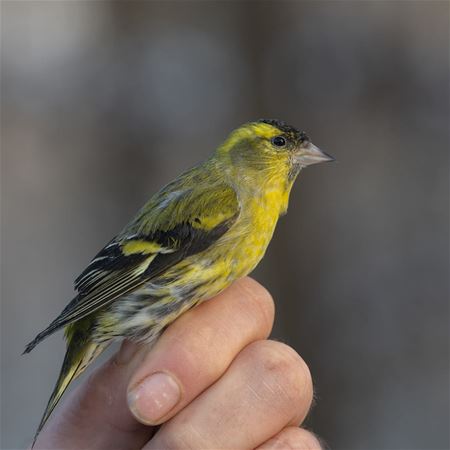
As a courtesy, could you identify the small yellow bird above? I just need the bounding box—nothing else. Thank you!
[25,119,333,443]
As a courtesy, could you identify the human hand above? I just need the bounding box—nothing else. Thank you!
[33,277,321,449]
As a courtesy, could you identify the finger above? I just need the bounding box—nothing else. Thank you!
[145,340,314,450]
[257,427,322,449]
[127,277,275,426]
[34,340,151,450]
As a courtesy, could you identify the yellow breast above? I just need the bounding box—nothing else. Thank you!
[165,175,294,300]
[226,178,292,279]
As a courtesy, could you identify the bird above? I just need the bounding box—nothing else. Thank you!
[24,118,333,444]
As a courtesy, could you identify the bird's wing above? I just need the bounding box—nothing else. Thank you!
[24,183,240,351]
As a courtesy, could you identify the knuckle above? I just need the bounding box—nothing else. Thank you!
[246,340,313,414]
[237,277,275,336]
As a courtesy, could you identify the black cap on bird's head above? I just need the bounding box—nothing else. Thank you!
[258,118,309,144]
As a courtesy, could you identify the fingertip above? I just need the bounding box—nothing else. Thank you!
[127,371,182,425]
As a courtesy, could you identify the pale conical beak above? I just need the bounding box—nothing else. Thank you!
[294,142,335,167]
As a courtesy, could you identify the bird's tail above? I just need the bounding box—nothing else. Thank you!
[31,323,106,448]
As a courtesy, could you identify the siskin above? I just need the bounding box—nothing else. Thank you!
[25,119,333,443]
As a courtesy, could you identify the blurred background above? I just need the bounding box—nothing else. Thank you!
[1,1,448,449]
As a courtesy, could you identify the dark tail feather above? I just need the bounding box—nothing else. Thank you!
[24,296,82,354]
[23,324,62,354]
[30,329,106,448]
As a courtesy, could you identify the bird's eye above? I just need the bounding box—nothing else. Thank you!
[272,136,286,147]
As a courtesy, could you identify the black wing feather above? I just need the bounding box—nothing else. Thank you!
[23,210,238,354]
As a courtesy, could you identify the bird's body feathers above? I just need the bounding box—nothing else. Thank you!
[25,119,333,445]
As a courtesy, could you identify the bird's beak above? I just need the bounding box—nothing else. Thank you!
[294,142,335,167]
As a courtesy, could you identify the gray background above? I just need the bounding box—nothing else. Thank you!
[1,1,449,449]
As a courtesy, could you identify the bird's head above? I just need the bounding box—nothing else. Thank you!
[216,119,333,183]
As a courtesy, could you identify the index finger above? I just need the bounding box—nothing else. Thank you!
[127,277,275,426]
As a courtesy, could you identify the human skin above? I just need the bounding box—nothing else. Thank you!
[33,277,322,450]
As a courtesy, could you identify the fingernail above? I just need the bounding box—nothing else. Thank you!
[128,372,181,424]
